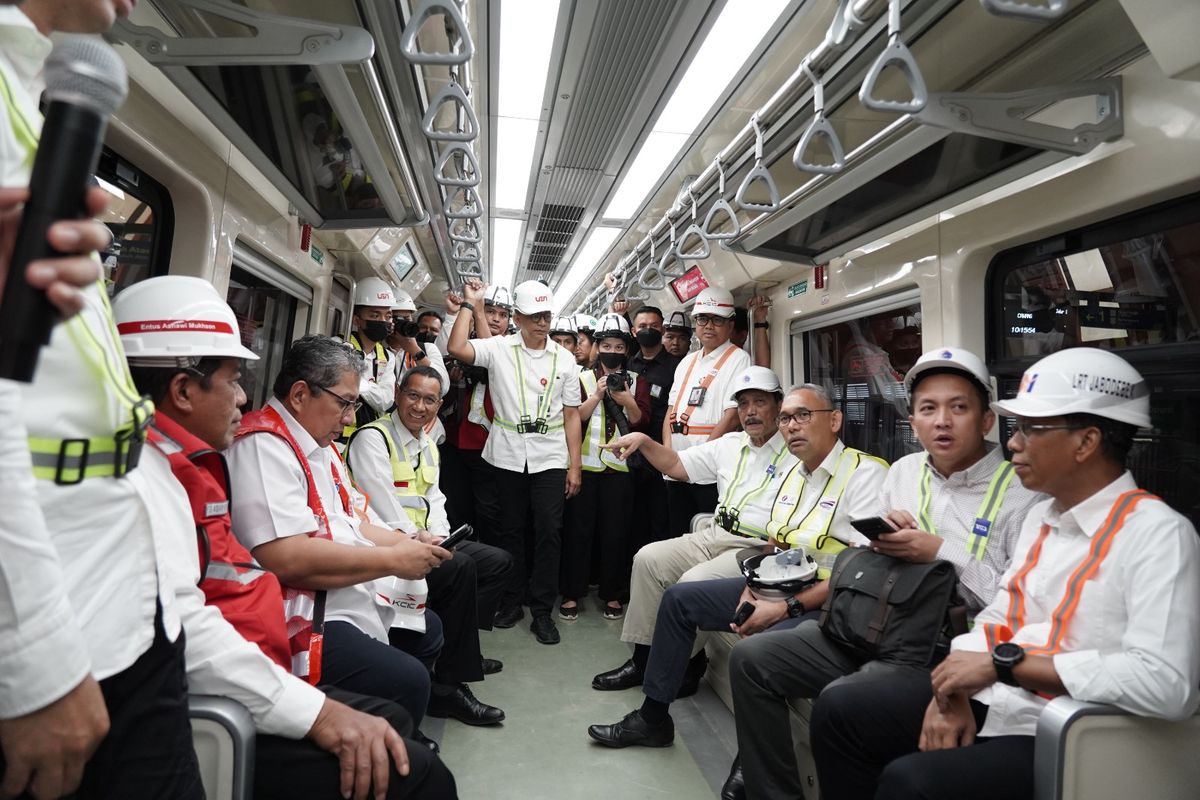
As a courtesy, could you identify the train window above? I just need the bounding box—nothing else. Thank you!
[987,192,1200,526]
[802,301,923,464]
[227,264,298,411]
[95,147,174,298]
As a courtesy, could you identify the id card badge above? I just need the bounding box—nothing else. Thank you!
[687,385,707,406]
[650,383,663,399]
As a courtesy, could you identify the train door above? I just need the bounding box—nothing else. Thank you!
[95,147,173,298]
[791,289,923,464]
[226,243,312,409]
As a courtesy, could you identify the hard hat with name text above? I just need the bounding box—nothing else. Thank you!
[115,275,259,363]
[354,276,396,309]
[991,347,1151,428]
[691,287,736,319]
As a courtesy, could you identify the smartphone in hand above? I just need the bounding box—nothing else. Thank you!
[438,524,474,550]
[733,601,756,626]
[850,516,897,541]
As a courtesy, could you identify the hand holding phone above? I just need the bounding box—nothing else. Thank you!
[850,516,898,541]
[438,524,474,550]
[733,601,756,626]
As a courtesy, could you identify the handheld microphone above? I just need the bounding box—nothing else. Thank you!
[0,36,128,382]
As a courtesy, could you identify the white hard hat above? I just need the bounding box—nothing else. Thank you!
[691,287,736,318]
[730,366,783,400]
[513,280,554,315]
[664,310,693,331]
[390,288,417,313]
[573,313,599,334]
[991,347,1151,428]
[904,347,991,398]
[114,276,259,363]
[550,315,578,335]
[484,284,512,310]
[354,276,396,308]
[593,313,631,339]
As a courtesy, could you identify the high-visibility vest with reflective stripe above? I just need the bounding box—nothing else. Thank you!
[345,417,439,530]
[668,344,740,436]
[578,369,636,473]
[343,332,389,438]
[918,458,1018,560]
[491,343,565,433]
[466,382,492,432]
[235,406,350,684]
[0,58,38,172]
[767,447,888,578]
[148,415,291,672]
[715,440,793,539]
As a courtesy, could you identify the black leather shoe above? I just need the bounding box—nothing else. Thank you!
[482,657,503,675]
[720,755,745,800]
[428,684,506,726]
[531,615,560,645]
[587,710,674,748]
[493,605,524,629]
[413,730,440,754]
[592,658,644,691]
[676,652,709,699]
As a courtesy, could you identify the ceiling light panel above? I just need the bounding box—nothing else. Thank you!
[491,217,525,291]
[554,226,622,312]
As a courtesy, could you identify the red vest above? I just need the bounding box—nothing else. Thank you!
[147,415,292,671]
[235,405,349,684]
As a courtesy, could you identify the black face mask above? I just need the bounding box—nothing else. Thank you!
[598,352,626,370]
[635,328,663,349]
[416,332,438,345]
[361,320,390,342]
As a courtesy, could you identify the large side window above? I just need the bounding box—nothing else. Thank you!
[987,193,1200,525]
[801,298,923,464]
[95,147,174,298]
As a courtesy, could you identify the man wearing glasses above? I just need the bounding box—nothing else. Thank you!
[664,287,752,539]
[586,382,887,750]
[726,347,1043,800]
[345,367,510,728]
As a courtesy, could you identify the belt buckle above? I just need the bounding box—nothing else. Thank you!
[54,438,90,486]
[671,420,688,434]
[114,395,154,477]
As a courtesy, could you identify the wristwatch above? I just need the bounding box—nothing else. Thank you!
[753,322,770,329]
[785,595,806,619]
[413,349,428,361]
[992,642,1025,686]
[460,301,475,311]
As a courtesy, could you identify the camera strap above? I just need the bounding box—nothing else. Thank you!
[668,344,740,432]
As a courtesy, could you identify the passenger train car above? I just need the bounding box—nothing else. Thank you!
[80,0,1200,796]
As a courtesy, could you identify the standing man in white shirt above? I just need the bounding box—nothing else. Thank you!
[591,367,793,693]
[810,348,1200,800]
[664,287,752,538]
[447,278,583,645]
[345,276,399,438]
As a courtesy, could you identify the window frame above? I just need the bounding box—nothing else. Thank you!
[95,146,175,288]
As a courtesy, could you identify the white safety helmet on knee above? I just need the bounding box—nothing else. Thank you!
[354,276,396,309]
[114,276,259,364]
[738,548,820,600]
[991,347,1151,428]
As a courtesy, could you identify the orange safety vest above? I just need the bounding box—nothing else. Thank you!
[668,344,740,436]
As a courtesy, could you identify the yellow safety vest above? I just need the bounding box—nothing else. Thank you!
[918,457,1017,561]
[466,381,491,431]
[491,343,564,434]
[578,370,637,473]
[346,417,439,530]
[714,440,793,540]
[767,447,889,579]
[343,332,389,438]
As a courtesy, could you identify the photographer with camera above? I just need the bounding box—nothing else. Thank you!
[560,314,651,622]
[345,277,399,438]
[386,289,449,401]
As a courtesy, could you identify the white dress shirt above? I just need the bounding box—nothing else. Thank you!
[471,334,581,473]
[665,342,752,480]
[773,439,890,546]
[678,431,796,538]
[953,472,1200,737]
[346,412,450,538]
[354,336,396,416]
[881,444,1045,612]
[226,398,394,642]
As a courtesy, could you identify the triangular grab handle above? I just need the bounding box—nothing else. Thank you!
[622,272,649,301]
[703,198,741,240]
[444,187,482,219]
[792,114,846,175]
[448,219,481,243]
[434,142,480,188]
[735,163,780,213]
[400,0,475,66]
[456,262,483,278]
[637,263,667,291]
[675,223,711,261]
[452,242,481,262]
[422,82,479,142]
[979,0,1067,21]
[859,38,927,114]
[658,248,685,278]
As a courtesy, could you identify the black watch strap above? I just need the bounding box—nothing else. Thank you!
[785,596,805,619]
[753,322,769,329]
[460,301,475,311]
[413,349,428,361]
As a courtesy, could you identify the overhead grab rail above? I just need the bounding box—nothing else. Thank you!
[793,62,846,175]
[660,218,685,277]
[434,141,481,188]
[400,0,475,66]
[979,0,1068,22]
[422,81,480,142]
[858,0,927,114]
[703,159,742,239]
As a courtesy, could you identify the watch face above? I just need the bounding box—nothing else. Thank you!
[994,642,1022,660]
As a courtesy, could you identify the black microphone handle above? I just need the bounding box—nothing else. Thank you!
[0,101,107,382]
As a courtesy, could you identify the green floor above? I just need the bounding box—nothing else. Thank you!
[428,596,737,799]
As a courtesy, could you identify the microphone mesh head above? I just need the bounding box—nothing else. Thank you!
[44,35,128,117]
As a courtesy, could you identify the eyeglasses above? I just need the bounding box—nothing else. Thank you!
[522,312,553,324]
[777,409,835,427]
[692,314,728,328]
[400,389,440,407]
[312,383,362,415]
[1010,421,1082,439]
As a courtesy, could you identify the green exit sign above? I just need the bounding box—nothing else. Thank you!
[787,280,808,298]
[310,244,325,265]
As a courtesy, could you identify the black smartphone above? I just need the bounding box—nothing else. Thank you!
[733,601,755,626]
[850,516,897,540]
[438,524,474,550]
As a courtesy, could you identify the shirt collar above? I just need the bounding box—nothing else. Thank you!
[267,397,323,461]
[1046,471,1138,538]
[389,412,427,451]
[697,341,735,364]
[743,430,787,456]
[802,438,846,479]
[0,9,50,89]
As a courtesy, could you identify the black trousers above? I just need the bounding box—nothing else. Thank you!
[493,467,566,618]
[424,540,512,684]
[666,480,720,539]
[0,604,204,800]
[629,466,671,553]
[254,686,458,800]
[441,446,503,548]
[811,675,1035,800]
[561,470,634,603]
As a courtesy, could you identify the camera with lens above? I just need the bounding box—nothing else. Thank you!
[605,371,633,392]
[392,318,420,338]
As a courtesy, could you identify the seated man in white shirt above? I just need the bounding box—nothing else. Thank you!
[346,366,511,727]
[809,347,1200,800]
[591,366,796,694]
[226,336,453,743]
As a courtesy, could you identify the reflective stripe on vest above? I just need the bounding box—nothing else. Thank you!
[466,382,492,431]
[346,418,439,530]
[767,447,887,578]
[668,344,739,432]
[492,341,560,431]
[0,61,38,169]
[715,440,791,539]
[578,370,630,473]
[343,333,389,438]
[918,458,1017,561]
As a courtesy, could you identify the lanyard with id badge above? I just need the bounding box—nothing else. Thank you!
[669,345,739,434]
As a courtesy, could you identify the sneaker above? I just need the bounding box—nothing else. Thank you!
[531,615,560,645]
[602,603,624,620]
[559,602,579,622]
